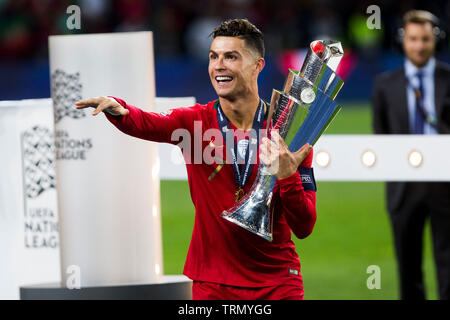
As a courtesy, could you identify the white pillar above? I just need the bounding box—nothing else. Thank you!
[49,32,162,287]
[0,98,61,299]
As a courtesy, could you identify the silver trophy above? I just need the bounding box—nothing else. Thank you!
[221,40,344,241]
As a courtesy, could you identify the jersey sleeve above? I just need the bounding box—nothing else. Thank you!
[104,96,201,144]
[276,149,317,239]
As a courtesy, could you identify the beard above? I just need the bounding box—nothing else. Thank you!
[405,49,434,68]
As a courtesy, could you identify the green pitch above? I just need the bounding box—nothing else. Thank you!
[160,102,438,300]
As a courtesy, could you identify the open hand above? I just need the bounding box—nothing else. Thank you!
[75,96,129,116]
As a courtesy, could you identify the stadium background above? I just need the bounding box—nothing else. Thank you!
[2,0,449,299]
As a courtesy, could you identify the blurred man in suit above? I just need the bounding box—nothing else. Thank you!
[372,10,450,300]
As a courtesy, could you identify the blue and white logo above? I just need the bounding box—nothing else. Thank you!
[237,139,249,159]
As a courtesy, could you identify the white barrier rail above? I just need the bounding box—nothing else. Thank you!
[313,135,450,181]
[159,134,450,181]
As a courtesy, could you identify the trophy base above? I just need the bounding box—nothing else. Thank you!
[221,211,273,242]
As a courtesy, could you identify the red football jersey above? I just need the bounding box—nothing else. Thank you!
[106,98,317,288]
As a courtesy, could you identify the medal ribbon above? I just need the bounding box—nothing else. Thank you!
[216,100,265,191]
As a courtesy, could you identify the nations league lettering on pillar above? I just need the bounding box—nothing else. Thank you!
[0,99,61,299]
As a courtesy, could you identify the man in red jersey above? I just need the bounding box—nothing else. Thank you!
[75,19,317,300]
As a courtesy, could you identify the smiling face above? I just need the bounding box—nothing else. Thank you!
[208,36,264,101]
[403,22,436,68]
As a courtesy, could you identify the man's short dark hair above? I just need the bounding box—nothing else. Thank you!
[210,18,265,58]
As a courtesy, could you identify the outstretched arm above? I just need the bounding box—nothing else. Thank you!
[75,96,129,116]
[75,96,195,144]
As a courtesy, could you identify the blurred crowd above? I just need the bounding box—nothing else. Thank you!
[1,0,449,61]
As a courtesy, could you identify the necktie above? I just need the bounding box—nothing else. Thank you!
[413,71,425,134]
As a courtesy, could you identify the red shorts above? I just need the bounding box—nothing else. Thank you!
[192,281,304,300]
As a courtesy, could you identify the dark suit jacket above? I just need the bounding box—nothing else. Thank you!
[371,60,450,213]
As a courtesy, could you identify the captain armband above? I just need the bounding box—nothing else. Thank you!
[298,167,317,192]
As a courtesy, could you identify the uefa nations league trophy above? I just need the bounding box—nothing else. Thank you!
[221,40,344,241]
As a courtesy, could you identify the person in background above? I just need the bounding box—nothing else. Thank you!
[372,9,450,300]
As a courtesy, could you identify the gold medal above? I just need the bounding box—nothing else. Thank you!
[234,188,245,202]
